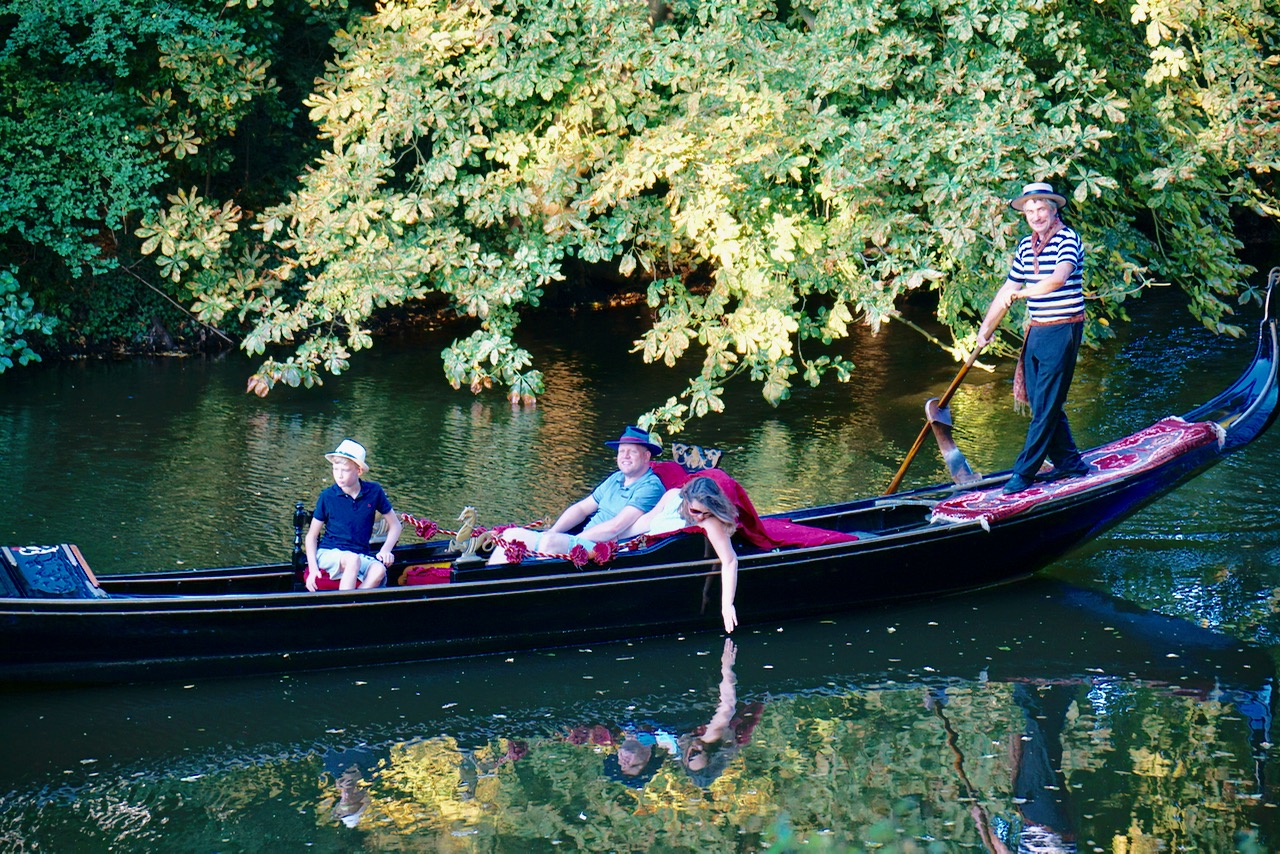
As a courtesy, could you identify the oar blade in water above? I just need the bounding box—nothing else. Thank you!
[925,398,980,485]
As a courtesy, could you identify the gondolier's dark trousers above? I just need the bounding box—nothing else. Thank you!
[1013,320,1084,478]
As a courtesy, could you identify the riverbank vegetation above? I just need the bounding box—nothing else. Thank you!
[2,0,1277,429]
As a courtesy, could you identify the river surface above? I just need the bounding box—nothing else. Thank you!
[2,283,1280,851]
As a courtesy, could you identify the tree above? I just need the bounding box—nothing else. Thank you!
[0,268,56,372]
[0,0,358,353]
[138,0,1279,429]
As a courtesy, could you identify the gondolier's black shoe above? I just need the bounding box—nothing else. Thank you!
[1041,462,1090,482]
[1001,473,1036,495]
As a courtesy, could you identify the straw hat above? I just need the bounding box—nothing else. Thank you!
[325,439,369,474]
[1009,181,1067,211]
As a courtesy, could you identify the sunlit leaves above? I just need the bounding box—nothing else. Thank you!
[99,0,1279,428]
[1146,45,1191,84]
[135,188,243,284]
[160,126,203,159]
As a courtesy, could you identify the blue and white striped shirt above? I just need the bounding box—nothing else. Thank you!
[1008,227,1085,322]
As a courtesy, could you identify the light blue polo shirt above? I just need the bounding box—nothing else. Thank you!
[587,469,664,529]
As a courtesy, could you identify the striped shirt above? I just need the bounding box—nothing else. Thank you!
[1008,226,1085,322]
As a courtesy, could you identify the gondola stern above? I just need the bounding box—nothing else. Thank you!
[1183,267,1280,449]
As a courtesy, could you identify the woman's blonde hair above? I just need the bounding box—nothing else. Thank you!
[679,476,738,533]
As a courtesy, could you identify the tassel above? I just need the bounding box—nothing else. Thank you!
[1012,338,1031,416]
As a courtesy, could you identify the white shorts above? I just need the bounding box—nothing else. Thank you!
[533,532,597,554]
[316,548,382,584]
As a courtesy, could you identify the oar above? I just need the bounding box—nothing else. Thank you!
[930,697,1005,852]
[885,305,1006,495]
[925,398,979,485]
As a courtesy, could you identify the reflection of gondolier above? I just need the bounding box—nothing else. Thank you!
[1006,684,1077,852]
[977,182,1090,496]
[933,683,1078,853]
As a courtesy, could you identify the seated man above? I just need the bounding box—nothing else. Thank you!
[489,425,665,564]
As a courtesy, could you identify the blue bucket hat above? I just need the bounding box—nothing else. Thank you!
[605,425,662,457]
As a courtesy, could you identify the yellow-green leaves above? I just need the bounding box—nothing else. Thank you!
[110,0,1279,427]
[136,189,243,284]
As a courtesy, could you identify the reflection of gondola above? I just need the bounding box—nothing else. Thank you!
[2,279,1277,682]
[2,579,1272,784]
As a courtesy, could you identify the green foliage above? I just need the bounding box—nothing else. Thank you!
[135,0,1279,423]
[0,0,359,352]
[0,269,57,372]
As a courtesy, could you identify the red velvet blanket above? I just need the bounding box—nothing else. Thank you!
[929,416,1224,526]
[651,462,858,550]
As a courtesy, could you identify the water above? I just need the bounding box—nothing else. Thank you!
[2,287,1279,850]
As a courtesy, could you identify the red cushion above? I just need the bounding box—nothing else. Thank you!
[401,564,453,586]
[312,572,341,591]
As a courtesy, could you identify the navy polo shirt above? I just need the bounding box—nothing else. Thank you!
[314,481,393,554]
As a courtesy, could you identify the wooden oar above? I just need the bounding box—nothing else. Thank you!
[884,302,1007,495]
[884,347,983,494]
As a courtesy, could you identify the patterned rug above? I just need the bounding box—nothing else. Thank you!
[929,416,1225,527]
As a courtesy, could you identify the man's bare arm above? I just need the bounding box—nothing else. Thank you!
[580,504,646,541]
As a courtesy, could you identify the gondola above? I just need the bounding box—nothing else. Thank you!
[2,273,1276,684]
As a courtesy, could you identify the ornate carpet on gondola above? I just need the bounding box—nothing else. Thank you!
[929,416,1225,526]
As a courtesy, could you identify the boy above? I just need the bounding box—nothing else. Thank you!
[305,439,403,591]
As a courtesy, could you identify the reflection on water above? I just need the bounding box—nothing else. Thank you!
[321,743,390,828]
[0,580,1275,849]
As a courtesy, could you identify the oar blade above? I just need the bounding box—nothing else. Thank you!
[925,398,980,486]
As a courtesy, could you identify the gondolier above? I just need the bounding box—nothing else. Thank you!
[977,181,1090,495]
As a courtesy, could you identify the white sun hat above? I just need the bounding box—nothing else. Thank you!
[1009,181,1067,211]
[325,439,369,474]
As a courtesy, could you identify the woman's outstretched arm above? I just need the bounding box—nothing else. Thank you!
[703,520,738,633]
